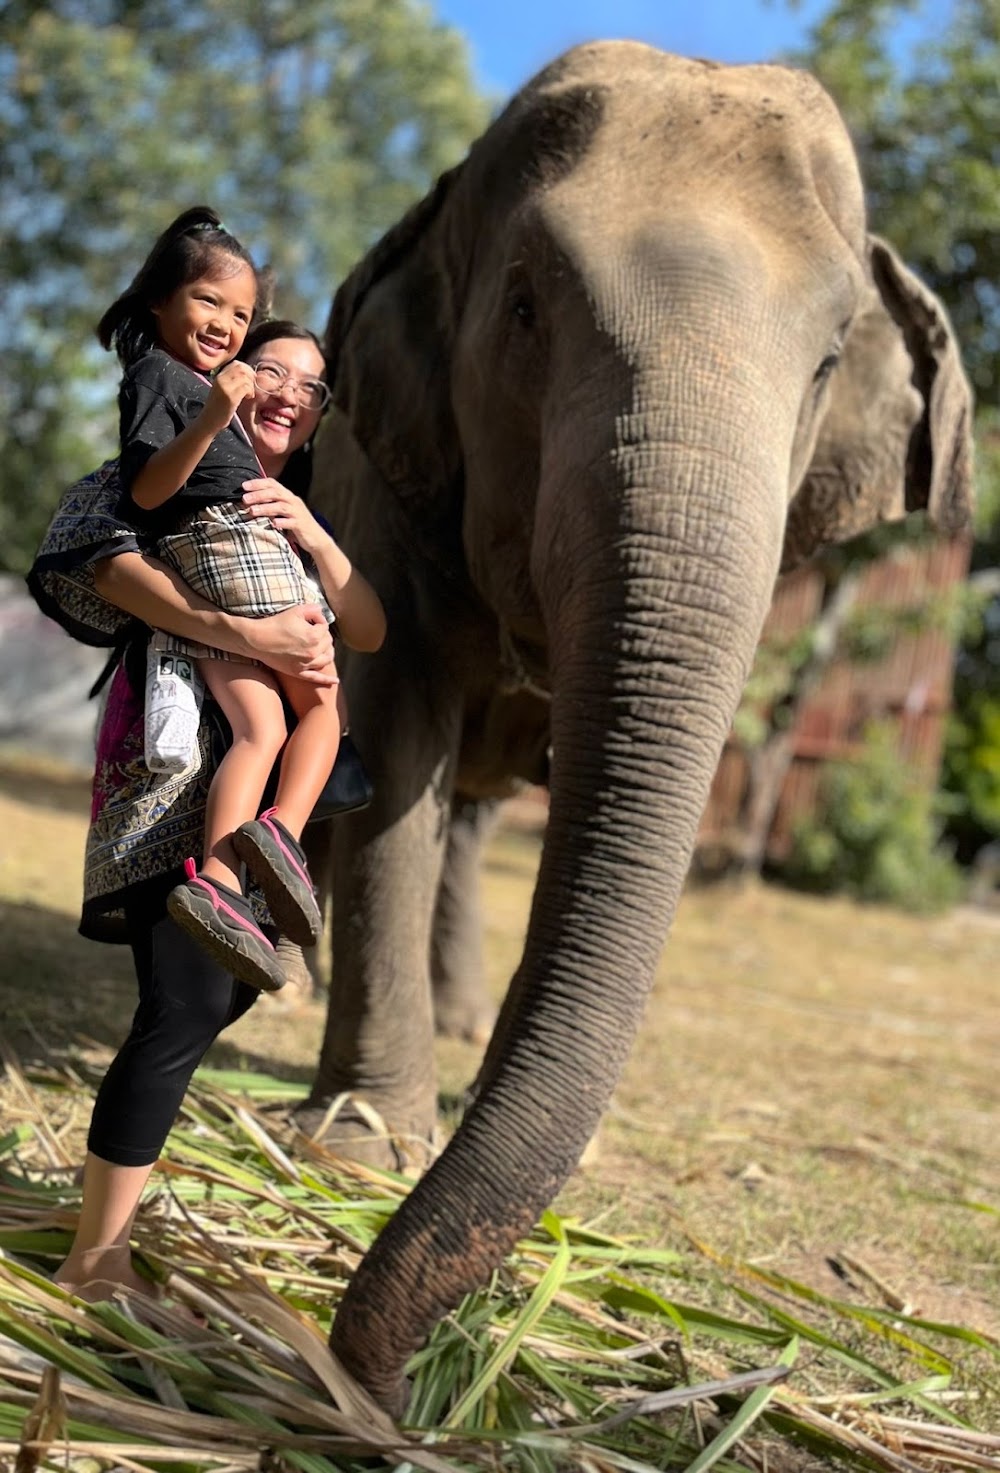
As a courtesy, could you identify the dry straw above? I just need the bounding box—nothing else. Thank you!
[1,1044,997,1471]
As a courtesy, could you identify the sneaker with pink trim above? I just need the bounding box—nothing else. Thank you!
[166,859,286,993]
[232,807,323,947]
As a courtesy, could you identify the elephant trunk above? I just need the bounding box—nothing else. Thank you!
[330,417,787,1414]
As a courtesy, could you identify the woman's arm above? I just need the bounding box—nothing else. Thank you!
[240,478,387,652]
[93,552,336,683]
[303,537,387,653]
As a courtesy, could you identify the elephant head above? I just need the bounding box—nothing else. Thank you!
[314,41,972,1413]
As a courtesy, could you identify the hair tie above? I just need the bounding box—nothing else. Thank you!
[190,220,227,234]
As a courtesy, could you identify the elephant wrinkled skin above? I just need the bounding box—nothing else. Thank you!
[301,42,973,1413]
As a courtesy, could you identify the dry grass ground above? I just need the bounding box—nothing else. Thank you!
[1,755,998,1444]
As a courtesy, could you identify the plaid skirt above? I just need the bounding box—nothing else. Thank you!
[156,501,332,664]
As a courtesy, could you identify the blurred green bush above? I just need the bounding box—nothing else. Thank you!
[779,722,964,913]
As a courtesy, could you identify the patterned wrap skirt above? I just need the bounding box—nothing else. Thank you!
[26,461,332,939]
[155,501,333,663]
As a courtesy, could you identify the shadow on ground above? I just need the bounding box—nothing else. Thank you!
[0,898,318,1087]
[0,763,93,818]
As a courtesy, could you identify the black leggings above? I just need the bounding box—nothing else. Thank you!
[87,883,259,1167]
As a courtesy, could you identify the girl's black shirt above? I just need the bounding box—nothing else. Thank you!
[118,349,260,537]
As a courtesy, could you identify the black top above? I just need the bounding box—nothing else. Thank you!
[118,349,260,536]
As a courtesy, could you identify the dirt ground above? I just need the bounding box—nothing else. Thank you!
[2,756,998,1386]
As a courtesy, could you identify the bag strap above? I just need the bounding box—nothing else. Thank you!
[87,630,137,700]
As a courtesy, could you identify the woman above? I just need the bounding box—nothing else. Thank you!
[45,321,384,1299]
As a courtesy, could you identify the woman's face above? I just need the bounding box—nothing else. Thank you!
[239,335,326,474]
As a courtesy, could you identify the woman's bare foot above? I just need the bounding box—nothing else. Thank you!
[53,1246,153,1301]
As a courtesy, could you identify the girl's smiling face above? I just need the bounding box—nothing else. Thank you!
[152,258,256,374]
[239,336,327,474]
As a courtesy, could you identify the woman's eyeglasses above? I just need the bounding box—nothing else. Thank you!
[253,360,330,412]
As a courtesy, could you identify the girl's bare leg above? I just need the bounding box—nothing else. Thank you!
[53,1154,155,1299]
[272,675,342,837]
[200,660,288,889]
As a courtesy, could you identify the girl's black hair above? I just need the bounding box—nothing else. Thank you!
[97,206,263,368]
[238,318,327,498]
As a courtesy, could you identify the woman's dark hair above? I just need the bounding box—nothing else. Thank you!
[238,318,323,362]
[238,318,327,498]
[97,206,264,368]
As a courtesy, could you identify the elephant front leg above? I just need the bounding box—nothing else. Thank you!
[296,686,461,1171]
[431,795,499,1046]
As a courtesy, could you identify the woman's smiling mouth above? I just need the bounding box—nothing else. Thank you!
[260,408,294,430]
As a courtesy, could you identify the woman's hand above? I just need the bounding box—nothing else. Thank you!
[243,477,387,654]
[242,477,328,556]
[246,604,337,684]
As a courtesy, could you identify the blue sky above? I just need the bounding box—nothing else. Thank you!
[432,0,951,96]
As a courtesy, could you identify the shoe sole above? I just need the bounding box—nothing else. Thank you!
[166,886,286,993]
[232,824,323,947]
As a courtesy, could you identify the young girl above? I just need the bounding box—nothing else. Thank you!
[98,206,372,992]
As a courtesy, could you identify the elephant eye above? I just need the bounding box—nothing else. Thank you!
[814,351,840,383]
[815,320,851,385]
[510,294,535,327]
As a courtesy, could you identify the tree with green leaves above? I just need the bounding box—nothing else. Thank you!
[789,0,999,406]
[726,0,1000,889]
[0,0,488,573]
[793,0,1000,865]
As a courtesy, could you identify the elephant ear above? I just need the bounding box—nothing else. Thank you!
[324,164,465,522]
[782,235,974,571]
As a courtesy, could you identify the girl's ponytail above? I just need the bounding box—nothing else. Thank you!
[160,205,227,241]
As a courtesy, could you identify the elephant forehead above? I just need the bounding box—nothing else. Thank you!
[534,41,849,145]
[513,49,865,261]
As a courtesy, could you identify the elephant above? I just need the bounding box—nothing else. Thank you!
[300,41,973,1413]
